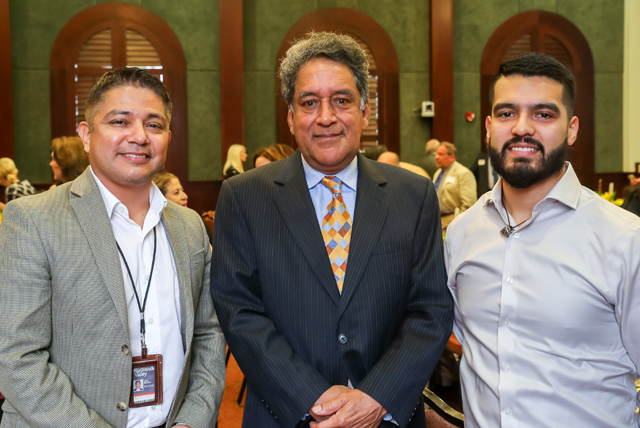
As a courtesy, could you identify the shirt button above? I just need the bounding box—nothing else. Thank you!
[116,402,128,411]
[121,344,130,355]
[148,318,154,324]
[118,207,125,213]
[338,334,348,344]
[145,275,150,280]
[503,320,510,326]
[504,364,510,371]
[505,408,512,415]
[514,232,520,238]
[152,406,156,410]
[506,277,513,283]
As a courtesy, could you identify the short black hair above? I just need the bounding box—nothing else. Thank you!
[489,52,576,116]
[85,67,172,130]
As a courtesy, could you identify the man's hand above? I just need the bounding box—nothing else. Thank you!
[309,385,352,422]
[309,389,387,428]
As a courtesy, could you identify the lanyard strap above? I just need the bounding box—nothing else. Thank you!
[116,227,157,353]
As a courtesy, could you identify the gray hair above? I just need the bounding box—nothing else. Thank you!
[279,31,369,111]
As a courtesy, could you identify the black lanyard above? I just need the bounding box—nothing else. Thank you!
[116,227,157,355]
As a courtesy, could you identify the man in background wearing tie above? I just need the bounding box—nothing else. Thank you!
[432,142,477,228]
[211,32,452,428]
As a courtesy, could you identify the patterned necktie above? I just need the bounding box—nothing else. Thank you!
[321,176,352,293]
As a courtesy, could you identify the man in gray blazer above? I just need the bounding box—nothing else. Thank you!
[0,68,225,427]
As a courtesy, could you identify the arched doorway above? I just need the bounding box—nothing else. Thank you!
[50,3,188,181]
[480,11,595,188]
[275,8,400,154]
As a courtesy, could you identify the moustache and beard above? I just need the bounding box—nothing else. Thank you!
[489,136,568,189]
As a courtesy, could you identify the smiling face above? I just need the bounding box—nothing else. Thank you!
[486,75,579,189]
[78,85,171,194]
[287,58,370,175]
[164,177,188,207]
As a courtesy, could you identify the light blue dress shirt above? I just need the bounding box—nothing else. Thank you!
[301,154,358,228]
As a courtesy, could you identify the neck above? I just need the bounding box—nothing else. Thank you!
[501,167,566,223]
[96,173,152,228]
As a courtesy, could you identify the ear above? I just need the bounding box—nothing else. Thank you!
[168,130,172,144]
[567,116,579,146]
[287,108,295,135]
[78,122,92,153]
[361,100,371,130]
[485,116,492,146]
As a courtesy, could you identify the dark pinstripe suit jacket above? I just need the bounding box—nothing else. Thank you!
[211,152,453,428]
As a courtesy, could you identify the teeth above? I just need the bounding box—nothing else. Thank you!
[124,154,146,159]
[510,147,537,152]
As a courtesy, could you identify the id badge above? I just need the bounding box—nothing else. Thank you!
[130,354,163,407]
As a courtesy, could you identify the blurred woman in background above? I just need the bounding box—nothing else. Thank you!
[223,144,247,179]
[153,171,188,207]
[0,158,35,211]
[252,143,294,168]
[50,136,90,188]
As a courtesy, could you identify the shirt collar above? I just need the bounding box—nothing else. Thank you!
[90,166,167,220]
[484,162,581,210]
[301,154,358,192]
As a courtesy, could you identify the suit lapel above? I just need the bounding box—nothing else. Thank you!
[161,206,194,350]
[338,155,389,318]
[273,152,341,306]
[69,171,130,335]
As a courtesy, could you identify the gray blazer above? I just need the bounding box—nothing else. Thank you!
[0,169,225,428]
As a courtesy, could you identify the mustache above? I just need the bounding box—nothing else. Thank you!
[502,136,544,154]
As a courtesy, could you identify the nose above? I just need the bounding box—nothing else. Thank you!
[129,121,149,144]
[512,114,535,137]
[316,100,337,126]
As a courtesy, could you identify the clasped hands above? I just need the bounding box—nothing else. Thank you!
[308,385,387,428]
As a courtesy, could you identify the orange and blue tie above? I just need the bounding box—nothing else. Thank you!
[321,176,352,293]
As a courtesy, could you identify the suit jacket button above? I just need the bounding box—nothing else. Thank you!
[116,402,128,411]
[121,345,130,355]
[338,334,348,344]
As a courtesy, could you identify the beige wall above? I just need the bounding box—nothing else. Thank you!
[624,0,640,173]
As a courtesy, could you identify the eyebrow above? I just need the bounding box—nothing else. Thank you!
[297,89,355,99]
[493,102,561,115]
[103,109,167,125]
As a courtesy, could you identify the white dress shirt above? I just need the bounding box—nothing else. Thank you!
[445,163,640,428]
[91,168,185,428]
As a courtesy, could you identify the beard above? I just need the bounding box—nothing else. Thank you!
[489,136,568,189]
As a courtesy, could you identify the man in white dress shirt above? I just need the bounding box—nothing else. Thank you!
[0,68,225,427]
[445,52,640,427]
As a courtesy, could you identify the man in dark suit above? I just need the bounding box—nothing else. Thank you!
[211,32,453,428]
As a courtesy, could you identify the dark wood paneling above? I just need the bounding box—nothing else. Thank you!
[219,0,245,172]
[430,0,454,143]
[184,180,223,214]
[480,11,595,189]
[275,8,400,154]
[50,3,189,183]
[0,0,14,158]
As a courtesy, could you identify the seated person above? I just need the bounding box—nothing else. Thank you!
[224,144,247,179]
[378,151,430,178]
[49,136,90,188]
[252,143,294,168]
[361,144,387,160]
[0,158,35,211]
[153,171,188,207]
